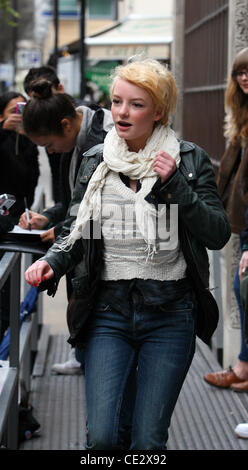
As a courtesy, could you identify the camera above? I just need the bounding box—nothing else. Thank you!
[0,193,16,215]
[15,102,26,115]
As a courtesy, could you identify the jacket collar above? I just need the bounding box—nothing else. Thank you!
[179,140,195,153]
[178,140,197,181]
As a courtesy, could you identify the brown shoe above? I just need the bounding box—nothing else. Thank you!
[204,367,245,389]
[231,380,248,392]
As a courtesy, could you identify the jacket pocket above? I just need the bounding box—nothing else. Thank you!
[66,274,92,347]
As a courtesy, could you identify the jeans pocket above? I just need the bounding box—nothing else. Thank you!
[159,291,195,314]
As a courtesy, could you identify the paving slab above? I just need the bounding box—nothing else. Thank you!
[19,335,248,451]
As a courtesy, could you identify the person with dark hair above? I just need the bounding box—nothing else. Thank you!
[0,90,39,221]
[23,66,65,203]
[19,78,113,374]
[19,78,112,245]
[23,65,62,96]
[0,90,39,340]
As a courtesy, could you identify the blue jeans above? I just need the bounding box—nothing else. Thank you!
[84,289,196,450]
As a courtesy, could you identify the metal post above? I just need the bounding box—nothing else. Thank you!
[8,255,21,449]
[12,0,18,87]
[54,0,59,71]
[9,257,21,368]
[79,0,86,99]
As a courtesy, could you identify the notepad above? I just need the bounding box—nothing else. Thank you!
[0,225,51,255]
[8,225,46,236]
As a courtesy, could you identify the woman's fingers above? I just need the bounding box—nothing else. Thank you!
[153,151,176,183]
[25,260,54,286]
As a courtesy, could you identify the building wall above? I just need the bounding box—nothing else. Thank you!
[118,0,173,17]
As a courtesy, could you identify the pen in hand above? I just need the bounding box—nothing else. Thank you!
[24,197,31,231]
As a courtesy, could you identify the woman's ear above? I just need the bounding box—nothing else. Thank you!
[154,110,163,123]
[61,117,72,134]
[57,83,65,94]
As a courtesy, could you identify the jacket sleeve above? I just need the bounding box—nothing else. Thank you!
[42,202,67,226]
[241,205,248,251]
[146,145,231,250]
[19,136,40,200]
[38,157,88,285]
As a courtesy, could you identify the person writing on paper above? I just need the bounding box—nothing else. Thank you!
[19,79,112,376]
[24,58,230,449]
[18,79,112,246]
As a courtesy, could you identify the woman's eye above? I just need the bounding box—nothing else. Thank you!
[112,99,120,105]
[133,103,143,108]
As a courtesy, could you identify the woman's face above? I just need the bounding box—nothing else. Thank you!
[28,116,80,154]
[1,96,25,120]
[29,132,75,154]
[236,68,248,94]
[111,79,162,152]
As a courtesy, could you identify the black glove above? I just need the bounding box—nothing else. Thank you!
[0,214,14,235]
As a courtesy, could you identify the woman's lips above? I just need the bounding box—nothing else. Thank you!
[117,121,132,128]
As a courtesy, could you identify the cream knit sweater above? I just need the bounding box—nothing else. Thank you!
[101,172,187,281]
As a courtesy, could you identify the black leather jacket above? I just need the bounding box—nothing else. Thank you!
[40,140,231,345]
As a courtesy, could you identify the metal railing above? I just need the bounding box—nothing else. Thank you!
[0,185,45,449]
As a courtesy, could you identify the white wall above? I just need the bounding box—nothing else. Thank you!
[118,0,173,18]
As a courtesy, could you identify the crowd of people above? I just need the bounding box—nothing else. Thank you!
[0,50,248,448]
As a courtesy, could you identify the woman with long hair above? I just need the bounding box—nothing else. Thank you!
[204,48,248,392]
[24,58,230,449]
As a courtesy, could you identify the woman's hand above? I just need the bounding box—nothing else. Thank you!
[2,114,23,133]
[239,250,248,280]
[19,211,49,230]
[153,151,177,183]
[25,260,54,286]
[40,227,55,244]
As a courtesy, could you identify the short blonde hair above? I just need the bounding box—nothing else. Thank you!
[110,57,177,126]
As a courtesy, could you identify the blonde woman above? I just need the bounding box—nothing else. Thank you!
[24,58,230,449]
[204,48,248,392]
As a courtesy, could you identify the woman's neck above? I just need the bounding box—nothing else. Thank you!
[75,111,83,132]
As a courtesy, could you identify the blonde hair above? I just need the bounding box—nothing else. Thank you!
[110,57,177,126]
[224,47,248,144]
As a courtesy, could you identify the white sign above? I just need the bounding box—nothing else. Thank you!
[0,64,14,81]
[17,49,41,69]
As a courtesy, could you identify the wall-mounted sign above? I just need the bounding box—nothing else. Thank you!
[17,49,41,69]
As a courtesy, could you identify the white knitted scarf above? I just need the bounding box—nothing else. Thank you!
[55,124,180,254]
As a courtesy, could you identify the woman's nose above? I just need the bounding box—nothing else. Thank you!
[119,103,129,116]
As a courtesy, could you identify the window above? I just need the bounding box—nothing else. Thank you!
[87,0,115,19]
[59,0,79,16]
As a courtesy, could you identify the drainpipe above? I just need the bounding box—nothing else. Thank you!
[79,0,86,99]
[54,0,58,71]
